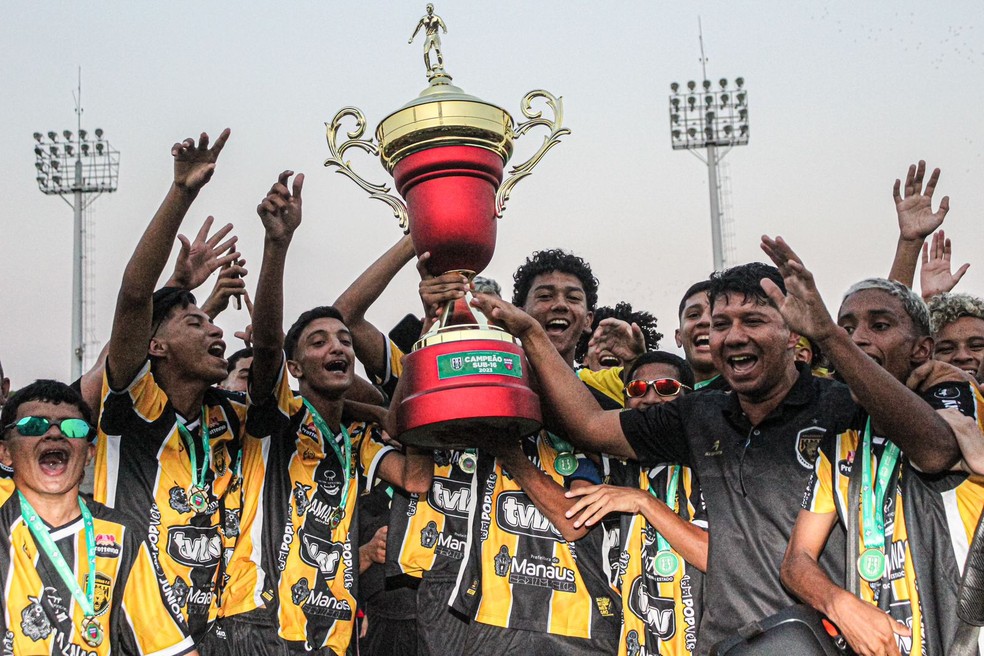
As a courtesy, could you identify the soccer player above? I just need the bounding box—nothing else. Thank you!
[778,275,981,655]
[221,348,253,394]
[927,293,984,377]
[471,241,961,655]
[675,280,729,391]
[218,171,432,655]
[575,301,663,371]
[1,380,198,655]
[567,351,706,656]
[95,129,246,644]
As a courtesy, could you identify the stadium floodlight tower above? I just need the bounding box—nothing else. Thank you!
[668,36,748,271]
[33,82,120,379]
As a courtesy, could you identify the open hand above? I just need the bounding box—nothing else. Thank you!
[172,129,230,192]
[171,216,239,291]
[201,255,248,320]
[894,160,949,243]
[470,294,539,340]
[564,484,648,529]
[920,229,969,299]
[760,235,837,342]
[588,318,646,366]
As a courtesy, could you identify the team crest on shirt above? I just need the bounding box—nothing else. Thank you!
[172,576,190,608]
[85,573,113,616]
[291,578,311,605]
[20,596,52,641]
[494,545,511,577]
[168,486,193,514]
[627,577,676,640]
[795,426,826,469]
[625,630,644,656]
[420,521,439,549]
[223,508,241,538]
[316,468,344,496]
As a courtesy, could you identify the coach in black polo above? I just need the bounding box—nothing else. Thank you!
[471,251,960,655]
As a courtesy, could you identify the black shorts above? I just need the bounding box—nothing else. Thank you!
[461,622,617,656]
[416,578,469,656]
[199,611,340,656]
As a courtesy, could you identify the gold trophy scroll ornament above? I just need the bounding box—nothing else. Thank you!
[324,6,569,448]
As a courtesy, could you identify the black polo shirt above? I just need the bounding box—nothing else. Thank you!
[620,362,855,656]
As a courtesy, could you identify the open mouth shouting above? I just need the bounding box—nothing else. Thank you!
[324,358,350,375]
[208,340,227,363]
[599,354,622,368]
[37,442,72,478]
[726,353,759,378]
[545,318,571,335]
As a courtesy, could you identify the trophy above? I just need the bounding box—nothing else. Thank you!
[324,5,569,448]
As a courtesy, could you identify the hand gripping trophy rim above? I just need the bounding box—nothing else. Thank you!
[323,92,569,230]
[324,107,410,233]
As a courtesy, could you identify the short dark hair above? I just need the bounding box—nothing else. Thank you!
[1,380,94,438]
[152,287,197,334]
[227,348,254,374]
[575,301,664,362]
[678,280,713,319]
[626,351,694,388]
[285,306,346,361]
[512,249,599,311]
[708,263,785,311]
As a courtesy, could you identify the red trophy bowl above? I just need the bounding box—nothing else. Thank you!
[324,40,569,448]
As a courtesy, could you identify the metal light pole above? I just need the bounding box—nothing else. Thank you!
[668,73,749,271]
[33,95,119,379]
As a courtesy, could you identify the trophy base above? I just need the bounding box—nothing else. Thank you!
[395,327,543,449]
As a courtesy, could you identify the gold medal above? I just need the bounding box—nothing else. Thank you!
[81,617,103,648]
[189,486,208,512]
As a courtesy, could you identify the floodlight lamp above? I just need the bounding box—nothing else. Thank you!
[706,111,715,122]
[95,128,104,138]
[687,80,696,91]
[33,132,43,142]
[49,145,59,156]
[704,126,713,137]
[737,92,746,106]
[739,109,748,121]
[79,129,87,141]
[687,127,697,137]
[34,145,43,156]
[688,96,696,110]
[51,159,60,171]
[95,142,103,154]
[720,94,729,107]
[63,130,73,140]
[82,143,90,155]
[65,145,74,157]
[670,82,679,93]
[720,78,728,89]
[36,173,45,183]
[702,80,711,90]
[671,113,680,124]
[35,161,44,171]
[736,77,745,88]
[52,175,62,185]
[672,129,681,140]
[739,125,748,137]
[723,125,733,135]
[705,95,714,107]
[47,131,58,141]
[671,97,680,110]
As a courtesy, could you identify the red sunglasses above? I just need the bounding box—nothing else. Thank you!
[624,378,691,398]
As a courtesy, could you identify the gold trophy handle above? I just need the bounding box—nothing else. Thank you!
[495,90,571,218]
[324,107,410,233]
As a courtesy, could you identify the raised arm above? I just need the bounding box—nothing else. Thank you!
[469,294,633,459]
[163,215,239,293]
[251,171,303,400]
[107,129,230,390]
[887,160,949,287]
[762,235,959,472]
[919,229,969,300]
[333,235,415,379]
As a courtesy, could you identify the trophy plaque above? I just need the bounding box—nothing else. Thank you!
[324,5,569,448]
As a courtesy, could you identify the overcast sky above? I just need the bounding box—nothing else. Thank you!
[2,0,982,386]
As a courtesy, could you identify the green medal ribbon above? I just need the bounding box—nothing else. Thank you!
[546,432,578,476]
[302,399,352,529]
[693,375,720,391]
[858,418,900,583]
[176,406,212,512]
[647,466,682,577]
[18,492,103,648]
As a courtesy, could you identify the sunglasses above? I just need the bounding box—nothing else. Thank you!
[3,416,93,440]
[624,378,691,399]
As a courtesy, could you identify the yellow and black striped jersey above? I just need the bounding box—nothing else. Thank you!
[576,367,625,408]
[613,464,705,656]
[387,450,475,581]
[0,465,12,508]
[222,363,394,653]
[0,494,194,656]
[450,432,620,640]
[94,362,246,642]
[803,382,984,656]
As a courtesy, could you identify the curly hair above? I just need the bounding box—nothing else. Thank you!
[575,301,664,362]
[927,292,984,336]
[708,262,784,310]
[512,249,599,311]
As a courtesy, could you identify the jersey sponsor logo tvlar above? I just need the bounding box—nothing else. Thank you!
[627,576,676,640]
[299,533,344,579]
[166,525,223,568]
[427,478,472,518]
[495,491,562,540]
